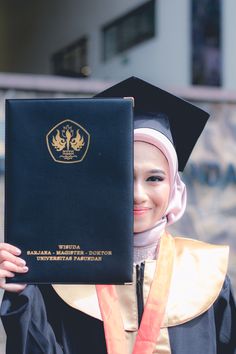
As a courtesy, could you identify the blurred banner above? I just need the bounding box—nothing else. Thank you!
[171,101,236,289]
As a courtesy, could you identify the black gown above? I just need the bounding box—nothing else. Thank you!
[1,236,236,354]
[1,278,236,353]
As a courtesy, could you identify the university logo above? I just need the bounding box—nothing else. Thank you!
[46,119,90,163]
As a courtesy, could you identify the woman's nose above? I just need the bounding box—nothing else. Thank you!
[134,181,147,204]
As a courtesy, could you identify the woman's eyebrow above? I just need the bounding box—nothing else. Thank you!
[148,169,166,175]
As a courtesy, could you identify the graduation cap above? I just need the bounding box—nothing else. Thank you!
[95,76,210,171]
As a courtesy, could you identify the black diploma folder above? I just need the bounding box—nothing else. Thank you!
[5,98,133,284]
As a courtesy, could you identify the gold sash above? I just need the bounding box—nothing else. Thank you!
[96,232,174,354]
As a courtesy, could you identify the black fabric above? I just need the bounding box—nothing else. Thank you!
[95,76,210,171]
[168,276,236,354]
[1,286,64,354]
[1,285,107,354]
[1,277,236,354]
[214,276,236,353]
[134,113,173,144]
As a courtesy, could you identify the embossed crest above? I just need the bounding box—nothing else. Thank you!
[46,119,90,163]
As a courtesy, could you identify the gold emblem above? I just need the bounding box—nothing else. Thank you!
[46,119,90,163]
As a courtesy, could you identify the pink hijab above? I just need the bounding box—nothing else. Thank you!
[133,128,187,251]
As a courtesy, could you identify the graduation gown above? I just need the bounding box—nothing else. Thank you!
[1,235,236,354]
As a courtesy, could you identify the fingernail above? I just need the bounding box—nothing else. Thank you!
[19,259,26,266]
[23,266,28,272]
[16,248,21,255]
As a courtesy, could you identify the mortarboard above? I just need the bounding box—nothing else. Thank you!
[95,76,210,171]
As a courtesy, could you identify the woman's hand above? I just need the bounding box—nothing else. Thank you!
[0,243,28,292]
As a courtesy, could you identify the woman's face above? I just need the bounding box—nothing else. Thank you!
[134,141,171,233]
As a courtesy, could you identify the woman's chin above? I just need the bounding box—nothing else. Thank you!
[133,223,149,233]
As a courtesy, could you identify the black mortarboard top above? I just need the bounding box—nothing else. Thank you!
[95,76,210,171]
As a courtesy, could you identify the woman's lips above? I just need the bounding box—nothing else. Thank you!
[133,207,151,216]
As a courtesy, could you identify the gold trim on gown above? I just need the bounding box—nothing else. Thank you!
[53,235,229,353]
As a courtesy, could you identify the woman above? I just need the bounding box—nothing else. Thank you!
[0,77,236,354]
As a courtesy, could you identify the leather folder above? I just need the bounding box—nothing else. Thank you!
[5,98,133,284]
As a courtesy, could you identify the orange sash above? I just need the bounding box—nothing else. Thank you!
[96,232,175,354]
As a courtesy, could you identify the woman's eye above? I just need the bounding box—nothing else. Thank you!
[146,176,164,182]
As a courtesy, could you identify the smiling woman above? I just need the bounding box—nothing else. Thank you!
[133,141,170,233]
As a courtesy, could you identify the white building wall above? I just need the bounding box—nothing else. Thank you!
[90,0,191,88]
[1,0,190,88]
[1,0,236,89]
[222,0,236,89]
